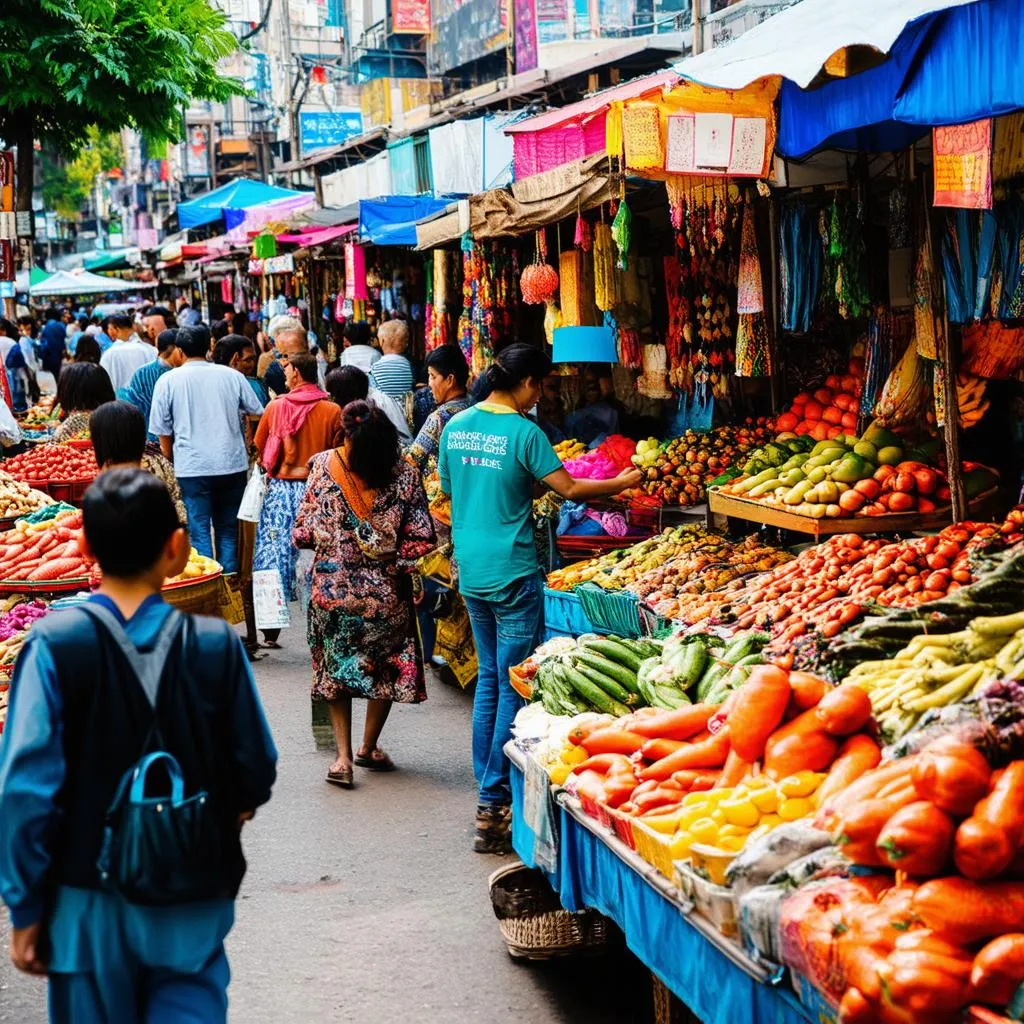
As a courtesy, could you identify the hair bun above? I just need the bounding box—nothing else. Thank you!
[341,398,373,429]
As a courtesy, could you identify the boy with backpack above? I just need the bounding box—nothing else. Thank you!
[0,468,278,1022]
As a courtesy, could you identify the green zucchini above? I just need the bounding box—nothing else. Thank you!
[574,662,637,706]
[573,650,640,694]
[584,638,643,672]
[653,685,691,709]
[676,643,708,689]
[562,666,631,717]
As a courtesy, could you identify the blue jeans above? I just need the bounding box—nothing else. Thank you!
[463,573,544,807]
[49,946,229,1023]
[178,472,248,575]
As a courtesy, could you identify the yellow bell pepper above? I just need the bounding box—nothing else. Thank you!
[778,771,827,798]
[716,835,746,853]
[720,798,760,828]
[671,832,694,859]
[711,807,727,825]
[548,763,572,785]
[560,745,588,766]
[683,790,712,806]
[778,796,815,822]
[688,817,719,845]
[743,774,770,789]
[718,823,752,840]
[643,813,683,835]
[759,814,783,830]
[750,787,779,814]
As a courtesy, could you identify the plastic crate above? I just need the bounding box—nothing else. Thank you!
[606,806,637,850]
[631,819,677,880]
[674,861,739,938]
[575,583,643,639]
[543,587,595,638]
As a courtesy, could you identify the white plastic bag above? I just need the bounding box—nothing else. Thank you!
[0,399,21,447]
[253,568,290,631]
[236,467,266,522]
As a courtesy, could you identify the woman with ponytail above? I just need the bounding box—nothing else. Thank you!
[293,400,437,789]
[438,344,642,853]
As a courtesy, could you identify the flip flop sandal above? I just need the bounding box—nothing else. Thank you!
[326,766,354,789]
[354,750,396,772]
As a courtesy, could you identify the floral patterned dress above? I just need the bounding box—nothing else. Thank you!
[293,451,436,704]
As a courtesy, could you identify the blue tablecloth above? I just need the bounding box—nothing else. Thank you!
[509,759,811,1024]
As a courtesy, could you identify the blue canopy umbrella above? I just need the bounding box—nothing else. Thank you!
[176,178,312,229]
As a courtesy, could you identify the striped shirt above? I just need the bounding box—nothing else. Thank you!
[368,354,414,401]
[124,359,171,439]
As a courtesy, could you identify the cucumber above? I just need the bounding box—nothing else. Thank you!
[574,662,637,706]
[696,660,727,702]
[719,631,768,664]
[573,650,640,694]
[562,666,631,717]
[676,643,708,689]
[584,638,644,672]
[653,685,691,709]
[704,682,731,706]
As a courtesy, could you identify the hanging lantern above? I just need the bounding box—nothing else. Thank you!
[310,65,328,86]
[520,229,558,304]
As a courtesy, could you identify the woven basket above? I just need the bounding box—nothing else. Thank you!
[488,861,610,960]
[162,573,224,616]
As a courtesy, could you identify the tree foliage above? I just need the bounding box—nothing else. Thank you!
[0,0,245,202]
[41,129,124,219]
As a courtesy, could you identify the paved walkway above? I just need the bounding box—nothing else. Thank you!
[1,627,652,1023]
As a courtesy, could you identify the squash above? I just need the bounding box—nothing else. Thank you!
[969,933,1024,1005]
[876,800,955,877]
[911,737,991,816]
[815,684,873,736]
[913,877,1024,945]
[954,761,1024,879]
[726,664,791,761]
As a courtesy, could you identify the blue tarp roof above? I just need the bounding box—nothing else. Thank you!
[778,0,1024,158]
[176,179,310,229]
[358,195,461,246]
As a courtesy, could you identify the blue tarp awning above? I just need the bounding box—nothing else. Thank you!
[176,179,310,229]
[777,0,1024,157]
[358,195,461,246]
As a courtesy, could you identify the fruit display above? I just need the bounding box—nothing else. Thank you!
[773,360,865,440]
[554,438,587,461]
[0,597,49,679]
[0,471,54,520]
[0,506,92,585]
[22,397,59,429]
[3,443,99,485]
[165,548,222,584]
[632,423,773,506]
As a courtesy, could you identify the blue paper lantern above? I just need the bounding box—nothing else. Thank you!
[552,326,618,364]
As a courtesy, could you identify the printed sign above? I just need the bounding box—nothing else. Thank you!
[665,115,696,173]
[392,0,430,32]
[185,125,210,179]
[513,0,538,73]
[0,151,13,213]
[428,0,506,76]
[299,110,364,155]
[728,117,769,176]
[248,253,295,276]
[694,113,733,170]
[933,119,993,210]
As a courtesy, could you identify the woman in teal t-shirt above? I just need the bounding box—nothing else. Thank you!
[438,344,641,854]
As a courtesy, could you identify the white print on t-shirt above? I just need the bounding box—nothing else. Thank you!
[461,456,502,469]
[446,430,509,457]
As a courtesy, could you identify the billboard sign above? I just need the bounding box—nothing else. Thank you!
[299,110,364,154]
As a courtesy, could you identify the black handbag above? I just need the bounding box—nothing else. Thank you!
[97,749,227,905]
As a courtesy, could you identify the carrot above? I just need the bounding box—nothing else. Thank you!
[640,738,685,761]
[627,703,718,740]
[814,734,881,813]
[569,753,632,776]
[815,683,874,736]
[714,747,754,788]
[913,878,1024,945]
[764,708,838,779]
[580,727,648,757]
[638,727,732,782]
[954,761,1024,880]
[911,737,991,816]
[818,759,915,825]
[788,671,827,710]
[969,933,1024,1005]
[669,768,721,791]
[727,664,791,761]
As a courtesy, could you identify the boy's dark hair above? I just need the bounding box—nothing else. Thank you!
[288,352,318,384]
[425,344,470,388]
[156,329,179,356]
[340,400,399,490]
[57,362,116,413]
[90,400,146,467]
[176,324,211,359]
[109,313,134,330]
[325,365,369,407]
[144,305,176,326]
[74,335,102,364]
[343,321,371,347]
[484,343,552,393]
[83,468,181,577]
[212,335,252,367]
[211,318,230,341]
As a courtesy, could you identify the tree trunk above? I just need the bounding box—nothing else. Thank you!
[12,117,34,219]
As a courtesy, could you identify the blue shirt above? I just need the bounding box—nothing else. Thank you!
[150,360,264,478]
[0,595,277,972]
[369,354,414,401]
[438,402,562,599]
[39,319,66,376]
[95,330,113,353]
[124,358,171,440]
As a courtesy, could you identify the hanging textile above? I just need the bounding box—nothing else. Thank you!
[622,102,664,170]
[456,241,518,373]
[735,314,771,377]
[913,240,943,360]
[996,196,1024,319]
[558,250,596,327]
[593,223,620,311]
[819,199,870,321]
[736,203,764,314]
[779,202,822,334]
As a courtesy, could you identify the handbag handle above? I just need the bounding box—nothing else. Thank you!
[129,751,185,807]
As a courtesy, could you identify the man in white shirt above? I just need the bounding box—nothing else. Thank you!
[99,314,158,393]
[337,321,381,374]
[149,324,264,574]
[368,319,414,402]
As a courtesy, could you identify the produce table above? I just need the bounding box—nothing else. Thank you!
[507,744,813,1024]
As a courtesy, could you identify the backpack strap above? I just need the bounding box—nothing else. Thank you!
[74,604,184,709]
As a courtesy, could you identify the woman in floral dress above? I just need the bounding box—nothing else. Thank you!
[293,399,436,789]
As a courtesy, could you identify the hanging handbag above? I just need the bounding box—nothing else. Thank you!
[97,749,227,906]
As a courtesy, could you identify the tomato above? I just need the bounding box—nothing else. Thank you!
[886,492,915,513]
[874,464,896,483]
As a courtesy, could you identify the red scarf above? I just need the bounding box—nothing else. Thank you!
[261,383,330,473]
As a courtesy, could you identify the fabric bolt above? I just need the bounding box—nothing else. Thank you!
[438,403,562,601]
[178,471,249,573]
[99,340,158,394]
[463,573,543,805]
[368,353,414,401]
[406,395,472,474]
[293,453,436,705]
[338,345,381,373]
[149,362,264,478]
[124,359,172,439]
[253,478,307,602]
